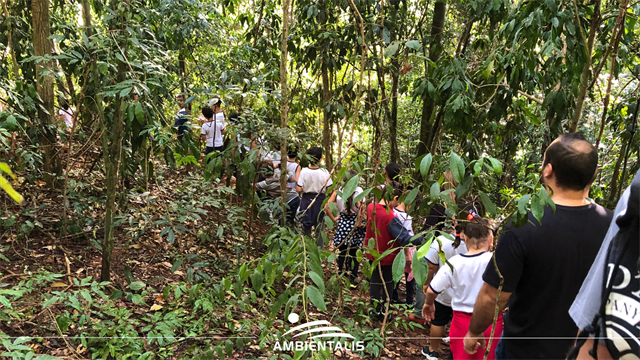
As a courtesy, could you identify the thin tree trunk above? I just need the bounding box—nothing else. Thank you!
[321,62,333,170]
[614,97,640,205]
[595,2,626,149]
[101,0,128,282]
[32,0,61,189]
[3,0,19,77]
[389,62,400,163]
[569,0,601,132]
[417,0,445,157]
[279,0,290,227]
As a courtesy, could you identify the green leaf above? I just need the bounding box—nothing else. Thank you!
[416,235,434,259]
[405,40,422,50]
[404,187,420,207]
[308,271,325,293]
[538,187,555,212]
[42,296,59,308]
[167,229,175,244]
[384,41,399,58]
[412,251,429,289]
[488,157,503,176]
[473,159,484,177]
[392,251,406,285]
[171,259,182,273]
[420,154,433,178]
[531,194,545,225]
[129,281,146,291]
[0,295,12,308]
[517,194,531,215]
[250,270,263,293]
[449,152,465,184]
[479,191,497,216]
[0,175,24,204]
[134,102,144,123]
[483,59,494,79]
[353,188,372,204]
[545,0,556,12]
[306,286,326,311]
[551,17,559,28]
[225,339,233,356]
[430,182,440,199]
[342,175,360,200]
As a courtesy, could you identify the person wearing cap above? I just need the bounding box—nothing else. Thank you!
[207,97,226,128]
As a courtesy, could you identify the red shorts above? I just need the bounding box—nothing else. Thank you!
[449,310,504,360]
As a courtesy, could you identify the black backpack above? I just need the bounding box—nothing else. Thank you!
[568,169,640,359]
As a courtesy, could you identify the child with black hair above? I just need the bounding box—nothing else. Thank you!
[420,196,482,360]
[377,163,401,190]
[423,214,503,360]
[200,106,225,160]
[285,146,301,223]
[365,181,424,321]
[174,94,191,138]
[296,147,333,247]
[255,160,298,217]
[325,170,365,286]
[392,193,417,305]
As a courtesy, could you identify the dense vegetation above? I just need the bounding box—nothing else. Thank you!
[0,0,638,358]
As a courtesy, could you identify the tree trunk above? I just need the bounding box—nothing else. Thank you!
[321,62,333,170]
[595,1,626,149]
[100,0,128,282]
[3,0,19,77]
[569,0,601,132]
[417,0,446,157]
[389,61,400,163]
[31,0,61,188]
[279,0,290,227]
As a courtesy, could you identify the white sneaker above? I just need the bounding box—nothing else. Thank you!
[442,337,450,344]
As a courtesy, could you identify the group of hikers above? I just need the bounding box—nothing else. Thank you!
[172,96,638,360]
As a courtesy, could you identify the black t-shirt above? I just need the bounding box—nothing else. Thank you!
[483,203,612,359]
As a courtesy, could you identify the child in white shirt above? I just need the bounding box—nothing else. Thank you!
[200,106,225,160]
[423,214,503,360]
[296,146,333,248]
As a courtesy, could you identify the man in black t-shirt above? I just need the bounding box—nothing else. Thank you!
[464,133,613,360]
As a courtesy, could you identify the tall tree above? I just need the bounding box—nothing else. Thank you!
[320,0,333,170]
[569,0,601,132]
[280,0,290,226]
[100,0,128,282]
[31,0,61,188]
[417,0,446,157]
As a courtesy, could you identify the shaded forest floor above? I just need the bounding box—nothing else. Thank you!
[0,149,449,359]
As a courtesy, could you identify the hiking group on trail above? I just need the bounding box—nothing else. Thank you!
[163,96,638,360]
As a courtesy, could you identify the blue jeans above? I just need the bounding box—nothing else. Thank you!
[495,337,517,360]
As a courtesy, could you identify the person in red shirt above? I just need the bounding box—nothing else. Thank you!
[365,181,424,320]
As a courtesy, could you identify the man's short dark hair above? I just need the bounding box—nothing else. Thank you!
[288,145,298,159]
[202,106,214,119]
[306,147,323,165]
[385,163,401,181]
[543,133,598,191]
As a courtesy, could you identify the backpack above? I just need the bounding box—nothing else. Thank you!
[568,169,640,359]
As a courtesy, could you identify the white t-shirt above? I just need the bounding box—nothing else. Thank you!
[59,108,73,128]
[336,186,364,214]
[430,251,493,313]
[201,112,225,147]
[286,161,300,190]
[394,208,414,236]
[425,235,468,306]
[297,167,333,194]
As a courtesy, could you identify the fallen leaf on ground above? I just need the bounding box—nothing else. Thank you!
[150,304,163,311]
[51,282,68,287]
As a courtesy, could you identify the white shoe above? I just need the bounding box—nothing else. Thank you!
[442,337,450,344]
